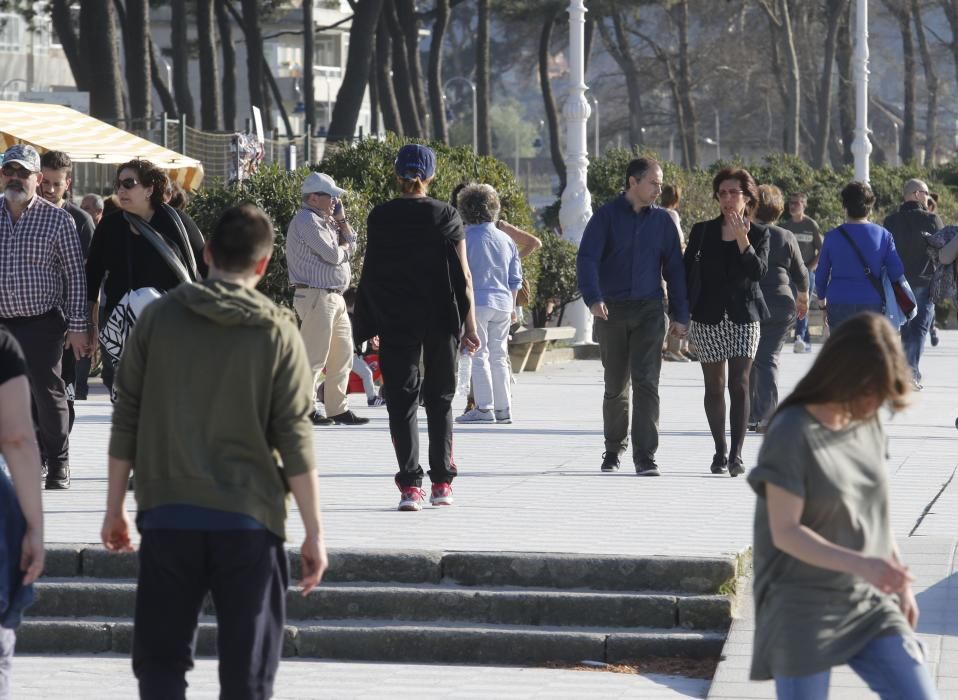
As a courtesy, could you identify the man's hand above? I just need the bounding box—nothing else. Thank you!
[298,534,328,596]
[66,330,90,360]
[590,302,609,320]
[101,510,134,552]
[669,321,688,339]
[796,293,809,321]
[20,526,44,585]
[856,555,913,594]
[461,329,481,354]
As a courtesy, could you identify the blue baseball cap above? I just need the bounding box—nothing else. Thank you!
[395,144,436,181]
[2,144,41,172]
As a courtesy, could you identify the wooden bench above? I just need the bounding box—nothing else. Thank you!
[508,326,576,372]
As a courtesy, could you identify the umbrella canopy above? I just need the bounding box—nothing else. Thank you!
[0,101,204,190]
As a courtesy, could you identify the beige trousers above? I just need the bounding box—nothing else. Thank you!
[293,287,353,416]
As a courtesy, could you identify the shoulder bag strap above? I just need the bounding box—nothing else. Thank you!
[123,211,192,284]
[160,203,199,281]
[836,225,885,309]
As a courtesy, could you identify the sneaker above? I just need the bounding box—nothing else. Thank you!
[664,351,690,362]
[793,339,807,354]
[600,451,620,472]
[329,410,370,425]
[494,409,512,424]
[398,486,426,511]
[45,466,70,490]
[710,454,728,475]
[635,459,660,477]
[931,326,939,347]
[367,396,386,407]
[728,456,745,478]
[912,379,923,392]
[682,350,699,362]
[309,410,332,425]
[40,460,47,480]
[430,482,454,506]
[455,408,495,423]
[747,422,759,432]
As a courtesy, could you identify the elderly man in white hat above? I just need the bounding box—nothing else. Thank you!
[287,172,368,426]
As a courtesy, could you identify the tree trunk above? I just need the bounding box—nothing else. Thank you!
[384,0,422,136]
[941,1,958,119]
[369,50,380,135]
[81,2,126,123]
[376,14,403,135]
[899,8,916,163]
[428,0,450,143]
[327,0,385,142]
[196,0,222,130]
[539,8,565,192]
[50,0,88,91]
[476,0,492,155]
[396,0,430,136]
[149,37,178,118]
[303,0,315,132]
[240,0,265,121]
[672,1,698,168]
[836,3,854,164]
[600,8,644,148]
[170,0,196,125]
[911,0,938,165]
[811,0,847,168]
[121,0,151,130]
[216,0,237,130]
[781,0,800,155]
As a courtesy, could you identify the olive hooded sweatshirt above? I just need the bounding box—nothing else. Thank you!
[109,279,315,539]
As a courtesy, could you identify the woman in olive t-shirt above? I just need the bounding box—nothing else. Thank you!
[747,312,937,699]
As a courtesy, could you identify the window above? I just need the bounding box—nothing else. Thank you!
[314,34,341,70]
[0,13,22,53]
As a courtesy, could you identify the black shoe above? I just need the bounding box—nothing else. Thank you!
[710,454,728,475]
[600,451,620,472]
[635,459,660,477]
[309,410,333,426]
[45,466,70,490]
[728,456,745,478]
[40,460,48,480]
[329,410,370,425]
[747,422,759,432]
[931,326,939,347]
[127,474,135,491]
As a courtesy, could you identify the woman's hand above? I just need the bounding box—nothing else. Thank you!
[724,210,751,251]
[796,292,809,320]
[856,555,914,594]
[898,584,920,629]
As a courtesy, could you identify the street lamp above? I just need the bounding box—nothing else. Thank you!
[443,77,477,154]
[852,0,871,183]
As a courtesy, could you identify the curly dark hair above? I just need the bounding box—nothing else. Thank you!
[712,167,758,214]
[116,159,169,210]
[841,181,875,219]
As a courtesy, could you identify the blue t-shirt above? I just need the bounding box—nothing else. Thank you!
[816,222,905,305]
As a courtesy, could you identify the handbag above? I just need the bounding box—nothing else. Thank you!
[836,226,914,327]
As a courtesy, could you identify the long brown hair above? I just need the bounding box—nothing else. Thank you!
[776,312,911,419]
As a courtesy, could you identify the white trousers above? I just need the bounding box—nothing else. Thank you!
[471,306,512,411]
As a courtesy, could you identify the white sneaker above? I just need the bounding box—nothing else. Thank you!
[793,339,807,354]
[494,409,512,424]
[455,408,495,423]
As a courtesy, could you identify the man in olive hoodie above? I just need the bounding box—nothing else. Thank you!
[100,204,327,700]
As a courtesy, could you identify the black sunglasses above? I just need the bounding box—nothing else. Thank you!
[115,177,141,191]
[2,164,33,178]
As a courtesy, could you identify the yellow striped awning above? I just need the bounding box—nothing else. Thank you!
[0,101,204,190]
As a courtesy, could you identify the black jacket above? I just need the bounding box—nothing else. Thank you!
[684,216,770,324]
[883,202,942,288]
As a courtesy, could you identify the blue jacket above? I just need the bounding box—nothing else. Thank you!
[1,467,33,629]
[816,222,905,305]
[577,196,689,323]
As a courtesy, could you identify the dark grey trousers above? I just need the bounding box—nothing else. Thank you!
[749,311,795,426]
[594,300,666,464]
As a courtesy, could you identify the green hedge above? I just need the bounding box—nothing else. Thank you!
[188,133,535,308]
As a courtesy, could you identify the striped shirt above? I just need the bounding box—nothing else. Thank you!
[286,206,356,291]
[0,194,87,332]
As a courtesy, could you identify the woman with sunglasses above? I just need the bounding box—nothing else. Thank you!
[85,160,207,384]
[684,167,770,477]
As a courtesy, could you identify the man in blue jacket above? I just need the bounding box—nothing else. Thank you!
[577,158,689,477]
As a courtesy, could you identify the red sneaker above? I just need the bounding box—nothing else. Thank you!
[398,486,426,511]
[430,482,454,506]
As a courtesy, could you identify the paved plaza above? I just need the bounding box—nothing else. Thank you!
[11,330,958,698]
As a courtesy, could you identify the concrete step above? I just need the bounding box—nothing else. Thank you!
[16,618,726,664]
[30,581,731,631]
[44,546,737,594]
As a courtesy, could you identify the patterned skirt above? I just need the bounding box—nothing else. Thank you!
[689,317,761,363]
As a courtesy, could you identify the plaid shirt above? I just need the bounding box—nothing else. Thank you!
[0,194,88,332]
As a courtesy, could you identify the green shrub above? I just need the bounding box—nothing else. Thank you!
[188,133,536,307]
[531,229,581,327]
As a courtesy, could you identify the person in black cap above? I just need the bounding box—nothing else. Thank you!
[354,144,480,511]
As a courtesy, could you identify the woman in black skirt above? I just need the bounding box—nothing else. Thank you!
[684,168,770,477]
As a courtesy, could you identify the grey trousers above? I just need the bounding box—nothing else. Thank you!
[0,627,14,700]
[749,311,795,426]
[594,300,666,463]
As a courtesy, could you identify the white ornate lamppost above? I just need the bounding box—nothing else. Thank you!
[559,0,594,345]
[852,0,871,183]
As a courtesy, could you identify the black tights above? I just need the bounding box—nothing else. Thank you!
[701,357,753,461]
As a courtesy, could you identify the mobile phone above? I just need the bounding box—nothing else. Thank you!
[333,198,344,217]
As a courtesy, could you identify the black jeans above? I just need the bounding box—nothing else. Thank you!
[1,310,70,472]
[594,300,666,463]
[133,528,289,700]
[380,329,459,488]
[749,310,795,426]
